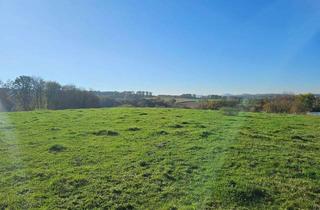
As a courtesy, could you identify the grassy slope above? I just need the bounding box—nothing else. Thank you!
[0,108,320,209]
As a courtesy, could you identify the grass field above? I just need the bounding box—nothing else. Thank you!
[1,108,320,209]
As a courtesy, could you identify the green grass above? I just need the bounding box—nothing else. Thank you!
[1,108,320,209]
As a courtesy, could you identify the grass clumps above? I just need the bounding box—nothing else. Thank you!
[169,124,184,129]
[200,131,212,138]
[155,130,169,135]
[230,185,269,205]
[49,144,66,153]
[216,181,271,206]
[127,127,141,131]
[48,127,61,131]
[139,160,149,167]
[156,142,167,148]
[51,177,89,197]
[92,130,119,136]
[291,135,306,141]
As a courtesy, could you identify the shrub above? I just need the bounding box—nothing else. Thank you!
[262,94,317,114]
[199,99,240,110]
[263,96,294,113]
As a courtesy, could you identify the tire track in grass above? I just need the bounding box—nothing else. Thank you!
[195,111,248,209]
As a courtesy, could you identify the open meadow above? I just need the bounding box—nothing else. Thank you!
[1,108,320,209]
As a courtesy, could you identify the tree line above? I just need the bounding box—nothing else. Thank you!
[0,76,100,111]
[0,76,171,112]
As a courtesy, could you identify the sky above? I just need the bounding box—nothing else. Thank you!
[0,0,320,95]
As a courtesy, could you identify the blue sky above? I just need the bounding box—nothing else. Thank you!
[1,0,320,95]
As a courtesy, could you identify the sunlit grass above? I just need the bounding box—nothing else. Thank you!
[0,108,320,209]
